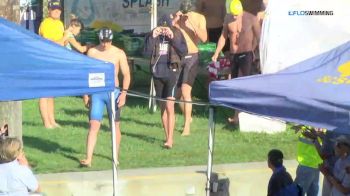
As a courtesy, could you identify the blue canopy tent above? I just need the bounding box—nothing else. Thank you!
[205,41,350,195]
[210,41,350,132]
[0,17,115,100]
[0,17,119,195]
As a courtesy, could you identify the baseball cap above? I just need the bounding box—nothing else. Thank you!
[48,0,62,10]
[99,28,113,42]
[333,135,350,148]
[158,15,173,27]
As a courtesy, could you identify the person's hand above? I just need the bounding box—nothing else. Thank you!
[162,27,174,39]
[302,130,317,140]
[319,163,330,176]
[17,151,29,166]
[212,53,219,62]
[117,92,127,108]
[152,27,163,38]
[180,14,195,32]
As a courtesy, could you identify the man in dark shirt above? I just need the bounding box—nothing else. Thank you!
[267,149,295,196]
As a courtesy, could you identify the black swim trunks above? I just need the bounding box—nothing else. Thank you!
[178,53,199,87]
[230,51,254,78]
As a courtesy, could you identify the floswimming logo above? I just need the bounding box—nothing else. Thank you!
[288,11,334,16]
[317,61,350,84]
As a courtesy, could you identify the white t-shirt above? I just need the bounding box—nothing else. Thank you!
[0,160,38,196]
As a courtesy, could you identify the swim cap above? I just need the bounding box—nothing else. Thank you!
[180,0,193,14]
[226,0,243,15]
[99,28,113,42]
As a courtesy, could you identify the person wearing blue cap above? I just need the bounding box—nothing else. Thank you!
[144,15,188,148]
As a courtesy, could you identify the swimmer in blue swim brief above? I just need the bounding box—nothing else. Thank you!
[89,89,121,122]
[80,28,131,167]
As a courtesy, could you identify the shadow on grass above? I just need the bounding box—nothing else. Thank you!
[56,119,110,131]
[121,116,159,127]
[23,135,77,153]
[23,135,111,163]
[122,132,162,144]
[62,108,89,117]
[23,121,42,127]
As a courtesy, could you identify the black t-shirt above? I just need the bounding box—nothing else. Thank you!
[152,35,171,78]
[267,166,294,196]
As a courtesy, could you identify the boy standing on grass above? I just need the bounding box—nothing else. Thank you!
[38,0,68,129]
[173,0,207,136]
[0,137,40,195]
[80,28,130,167]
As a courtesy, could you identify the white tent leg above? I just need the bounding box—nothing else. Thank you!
[110,91,118,196]
[206,107,215,196]
[151,0,157,29]
[149,0,157,113]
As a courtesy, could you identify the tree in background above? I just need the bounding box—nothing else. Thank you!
[0,0,22,138]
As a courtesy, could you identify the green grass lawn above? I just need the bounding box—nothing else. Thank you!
[22,61,298,174]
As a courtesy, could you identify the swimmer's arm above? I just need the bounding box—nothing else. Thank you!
[212,26,228,61]
[119,51,130,92]
[68,37,88,53]
[252,17,261,50]
[117,51,130,107]
[192,15,208,42]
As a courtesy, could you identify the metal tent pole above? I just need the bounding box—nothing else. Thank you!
[110,91,118,195]
[148,0,157,113]
[206,107,216,196]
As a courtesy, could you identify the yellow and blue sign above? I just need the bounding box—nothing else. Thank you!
[318,61,350,84]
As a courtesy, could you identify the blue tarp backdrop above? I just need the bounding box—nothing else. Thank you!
[0,17,115,101]
[209,41,350,133]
